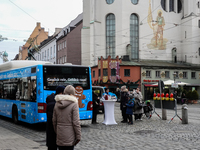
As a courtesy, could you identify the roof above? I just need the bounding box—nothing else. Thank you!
[0,60,52,72]
[120,60,200,70]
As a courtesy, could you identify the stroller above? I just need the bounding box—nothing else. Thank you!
[143,100,153,118]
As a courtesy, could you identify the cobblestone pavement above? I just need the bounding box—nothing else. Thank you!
[0,102,200,150]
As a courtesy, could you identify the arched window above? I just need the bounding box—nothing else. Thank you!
[106,0,114,4]
[131,0,138,5]
[130,14,139,60]
[106,14,115,58]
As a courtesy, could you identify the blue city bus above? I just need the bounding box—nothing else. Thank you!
[0,61,93,124]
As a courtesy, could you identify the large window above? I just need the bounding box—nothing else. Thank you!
[43,66,90,90]
[131,0,138,4]
[130,14,139,60]
[0,76,36,102]
[106,14,115,58]
[161,0,182,13]
[106,0,114,4]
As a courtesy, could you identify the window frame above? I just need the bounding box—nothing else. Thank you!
[191,72,196,79]
[155,71,161,78]
[106,13,116,58]
[124,69,130,77]
[93,71,95,78]
[111,68,116,76]
[103,69,108,76]
[146,70,151,78]
[183,71,187,79]
[165,71,170,78]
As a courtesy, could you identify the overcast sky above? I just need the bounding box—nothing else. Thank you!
[0,0,82,64]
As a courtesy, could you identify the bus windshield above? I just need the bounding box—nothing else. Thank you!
[43,66,90,90]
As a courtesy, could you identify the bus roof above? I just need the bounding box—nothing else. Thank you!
[0,60,52,72]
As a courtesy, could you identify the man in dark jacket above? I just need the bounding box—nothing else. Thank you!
[46,86,65,150]
[120,86,129,123]
[92,90,100,124]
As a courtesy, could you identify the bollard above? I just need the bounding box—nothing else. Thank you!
[182,104,188,124]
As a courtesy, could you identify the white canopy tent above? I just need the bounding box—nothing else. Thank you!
[152,80,190,86]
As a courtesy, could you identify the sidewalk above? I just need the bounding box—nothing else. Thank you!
[0,126,46,150]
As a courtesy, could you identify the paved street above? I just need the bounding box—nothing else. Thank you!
[0,102,200,150]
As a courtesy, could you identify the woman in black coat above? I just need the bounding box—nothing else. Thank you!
[46,86,65,150]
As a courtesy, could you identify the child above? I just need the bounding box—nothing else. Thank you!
[126,94,135,125]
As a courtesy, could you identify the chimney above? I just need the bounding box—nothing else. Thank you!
[37,22,41,27]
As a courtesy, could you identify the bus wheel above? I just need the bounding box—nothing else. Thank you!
[12,106,18,124]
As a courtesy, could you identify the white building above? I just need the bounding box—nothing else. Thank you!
[34,28,62,64]
[81,0,200,66]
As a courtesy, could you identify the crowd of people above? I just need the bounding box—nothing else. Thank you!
[45,84,144,149]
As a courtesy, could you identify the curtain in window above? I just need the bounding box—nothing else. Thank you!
[106,14,115,58]
[130,14,139,60]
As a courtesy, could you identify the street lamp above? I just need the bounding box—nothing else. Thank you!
[173,72,177,83]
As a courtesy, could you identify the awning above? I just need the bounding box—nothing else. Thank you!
[152,80,190,86]
[144,84,158,87]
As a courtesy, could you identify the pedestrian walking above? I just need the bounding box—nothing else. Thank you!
[46,86,65,150]
[92,90,100,124]
[126,94,135,125]
[133,88,143,121]
[53,85,81,150]
[120,85,129,123]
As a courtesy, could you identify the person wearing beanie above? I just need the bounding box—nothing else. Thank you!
[120,86,129,123]
[46,86,65,150]
[126,94,135,125]
[53,85,81,150]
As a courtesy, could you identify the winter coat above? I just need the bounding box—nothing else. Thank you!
[126,99,134,115]
[133,91,143,114]
[92,92,100,113]
[133,90,143,103]
[52,94,81,147]
[120,91,129,110]
[46,93,57,148]
[133,99,144,114]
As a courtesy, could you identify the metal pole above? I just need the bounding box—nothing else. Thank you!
[159,80,167,120]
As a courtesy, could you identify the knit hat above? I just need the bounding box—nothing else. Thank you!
[129,94,134,99]
[55,86,65,95]
[64,85,75,95]
[121,85,126,91]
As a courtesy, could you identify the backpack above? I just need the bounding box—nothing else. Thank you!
[133,99,142,112]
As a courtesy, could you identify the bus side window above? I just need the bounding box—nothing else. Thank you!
[0,81,3,98]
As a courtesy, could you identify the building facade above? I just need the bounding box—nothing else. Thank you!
[56,13,83,65]
[82,0,200,98]
[82,0,200,66]
[20,22,48,60]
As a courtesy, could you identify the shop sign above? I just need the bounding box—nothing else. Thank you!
[143,79,159,82]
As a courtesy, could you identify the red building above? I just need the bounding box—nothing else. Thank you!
[91,56,141,93]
